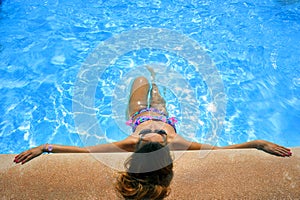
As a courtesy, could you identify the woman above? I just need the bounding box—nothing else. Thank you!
[14,76,292,199]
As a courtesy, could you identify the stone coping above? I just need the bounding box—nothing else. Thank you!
[1,148,299,199]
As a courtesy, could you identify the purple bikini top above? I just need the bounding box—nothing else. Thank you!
[126,107,178,132]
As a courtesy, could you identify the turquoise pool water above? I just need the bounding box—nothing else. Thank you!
[0,0,299,154]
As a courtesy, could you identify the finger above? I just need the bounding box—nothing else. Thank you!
[14,154,20,160]
[272,149,284,156]
[276,145,290,151]
[14,153,25,163]
[270,148,286,157]
[16,152,32,163]
[21,154,34,164]
[275,147,292,157]
[275,150,286,157]
[276,146,290,153]
[14,155,20,163]
[14,152,26,162]
[277,147,292,156]
[18,151,30,159]
[275,148,288,156]
[15,153,27,163]
[283,147,292,154]
[281,146,291,153]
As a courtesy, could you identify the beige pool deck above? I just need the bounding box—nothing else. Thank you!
[1,148,299,199]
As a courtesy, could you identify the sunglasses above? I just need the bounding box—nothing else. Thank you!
[136,129,168,149]
[138,129,167,136]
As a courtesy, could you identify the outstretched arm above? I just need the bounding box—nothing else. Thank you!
[14,144,88,165]
[14,137,136,164]
[171,135,292,157]
[218,139,292,157]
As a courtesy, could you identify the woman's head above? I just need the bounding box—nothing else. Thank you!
[116,142,173,200]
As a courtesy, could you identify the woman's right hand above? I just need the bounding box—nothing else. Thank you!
[255,140,292,157]
[14,145,44,164]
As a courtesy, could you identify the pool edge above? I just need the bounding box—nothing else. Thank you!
[1,147,299,199]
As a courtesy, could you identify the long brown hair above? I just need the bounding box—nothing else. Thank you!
[116,142,174,200]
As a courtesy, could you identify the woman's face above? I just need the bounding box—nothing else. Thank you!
[134,120,175,144]
[139,129,167,144]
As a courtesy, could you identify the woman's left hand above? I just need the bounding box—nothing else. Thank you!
[14,145,44,164]
[255,140,292,157]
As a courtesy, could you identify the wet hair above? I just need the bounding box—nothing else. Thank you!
[116,142,174,200]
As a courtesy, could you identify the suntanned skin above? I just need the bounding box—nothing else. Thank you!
[14,75,292,165]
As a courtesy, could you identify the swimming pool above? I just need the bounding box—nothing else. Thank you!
[0,0,299,154]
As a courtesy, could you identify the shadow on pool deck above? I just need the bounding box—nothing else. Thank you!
[1,148,299,199]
